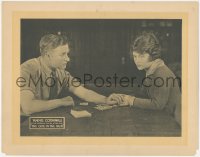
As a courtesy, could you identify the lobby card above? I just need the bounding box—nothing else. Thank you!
[2,1,198,155]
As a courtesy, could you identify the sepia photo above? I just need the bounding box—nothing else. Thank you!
[2,2,198,156]
[20,19,182,136]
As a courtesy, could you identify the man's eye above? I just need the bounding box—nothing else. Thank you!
[61,52,66,56]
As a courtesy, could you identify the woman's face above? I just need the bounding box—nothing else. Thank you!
[132,51,153,70]
[47,44,70,70]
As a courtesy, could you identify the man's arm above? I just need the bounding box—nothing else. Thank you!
[21,90,73,115]
[69,86,108,104]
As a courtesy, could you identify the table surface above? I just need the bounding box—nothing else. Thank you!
[20,103,181,136]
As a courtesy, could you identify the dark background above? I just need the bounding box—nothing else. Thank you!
[21,19,182,82]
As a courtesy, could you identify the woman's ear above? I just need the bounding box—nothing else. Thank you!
[148,55,154,62]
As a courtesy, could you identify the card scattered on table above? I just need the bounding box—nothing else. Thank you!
[94,104,117,111]
[79,102,89,106]
[70,109,92,118]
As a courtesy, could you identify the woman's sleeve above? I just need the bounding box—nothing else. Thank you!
[133,77,171,110]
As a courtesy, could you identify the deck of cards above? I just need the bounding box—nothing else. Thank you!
[70,109,92,118]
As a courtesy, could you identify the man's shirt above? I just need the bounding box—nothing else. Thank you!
[20,56,74,100]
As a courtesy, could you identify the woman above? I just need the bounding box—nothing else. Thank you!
[109,32,181,126]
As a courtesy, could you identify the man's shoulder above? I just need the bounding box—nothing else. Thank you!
[21,57,40,74]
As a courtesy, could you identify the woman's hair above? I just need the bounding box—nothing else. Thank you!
[39,33,69,55]
[131,32,161,60]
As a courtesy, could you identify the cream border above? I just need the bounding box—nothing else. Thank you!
[2,2,198,155]
[12,11,188,145]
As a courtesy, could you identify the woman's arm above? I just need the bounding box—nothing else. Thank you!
[133,78,171,110]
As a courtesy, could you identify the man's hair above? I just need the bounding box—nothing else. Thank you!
[39,34,68,55]
[131,32,161,60]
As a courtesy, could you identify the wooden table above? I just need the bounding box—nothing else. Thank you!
[20,103,181,136]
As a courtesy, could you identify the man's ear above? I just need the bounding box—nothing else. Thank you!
[45,51,50,57]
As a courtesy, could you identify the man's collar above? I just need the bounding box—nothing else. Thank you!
[38,56,53,76]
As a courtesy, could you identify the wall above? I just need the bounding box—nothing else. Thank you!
[21,19,182,82]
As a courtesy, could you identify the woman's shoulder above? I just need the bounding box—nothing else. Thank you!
[153,64,176,78]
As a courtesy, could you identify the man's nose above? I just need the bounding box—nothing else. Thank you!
[65,55,70,62]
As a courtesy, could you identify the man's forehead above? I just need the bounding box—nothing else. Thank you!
[53,44,69,52]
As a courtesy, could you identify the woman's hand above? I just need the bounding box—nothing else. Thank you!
[107,93,124,104]
[105,96,118,105]
[107,93,135,106]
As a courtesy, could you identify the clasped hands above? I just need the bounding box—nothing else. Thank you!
[60,94,135,107]
[106,93,135,107]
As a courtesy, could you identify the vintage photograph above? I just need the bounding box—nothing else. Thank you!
[19,19,182,136]
[2,1,198,156]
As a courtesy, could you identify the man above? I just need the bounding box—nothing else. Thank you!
[20,33,116,115]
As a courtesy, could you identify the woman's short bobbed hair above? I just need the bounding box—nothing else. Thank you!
[131,32,161,60]
[39,33,68,55]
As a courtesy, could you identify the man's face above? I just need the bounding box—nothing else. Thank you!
[132,51,152,70]
[48,44,70,70]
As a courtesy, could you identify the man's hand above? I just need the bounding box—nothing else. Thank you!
[59,96,75,107]
[105,96,118,105]
[108,93,135,106]
[107,93,124,104]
